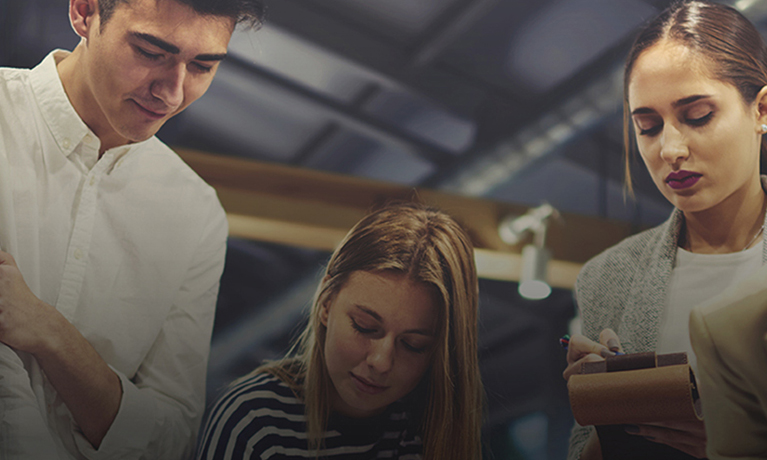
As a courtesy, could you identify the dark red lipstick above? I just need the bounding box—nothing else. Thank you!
[665,170,702,190]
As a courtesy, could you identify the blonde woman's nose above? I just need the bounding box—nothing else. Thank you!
[366,338,395,374]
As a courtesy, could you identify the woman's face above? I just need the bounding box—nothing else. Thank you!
[628,40,764,215]
[321,270,439,418]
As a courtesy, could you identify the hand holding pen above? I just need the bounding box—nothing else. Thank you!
[561,328,624,381]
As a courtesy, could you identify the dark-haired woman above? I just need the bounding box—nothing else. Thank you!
[562,2,767,459]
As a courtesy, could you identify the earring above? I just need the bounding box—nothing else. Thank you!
[761,124,767,134]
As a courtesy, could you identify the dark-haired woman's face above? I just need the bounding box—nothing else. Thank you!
[628,40,764,215]
[320,270,438,418]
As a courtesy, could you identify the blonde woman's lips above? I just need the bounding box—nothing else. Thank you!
[350,373,387,395]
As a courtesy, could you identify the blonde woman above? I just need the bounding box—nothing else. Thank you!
[197,202,483,460]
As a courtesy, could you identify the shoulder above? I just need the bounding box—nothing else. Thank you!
[138,140,217,197]
[577,223,667,292]
[0,66,29,90]
[130,140,225,223]
[0,67,33,124]
[574,214,678,338]
[205,372,303,430]
[0,66,29,87]
[197,373,305,460]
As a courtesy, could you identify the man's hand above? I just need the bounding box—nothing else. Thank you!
[0,250,62,354]
[0,250,121,448]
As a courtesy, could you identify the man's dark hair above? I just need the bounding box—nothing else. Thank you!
[98,0,265,30]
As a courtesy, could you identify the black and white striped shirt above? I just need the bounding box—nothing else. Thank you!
[197,372,424,460]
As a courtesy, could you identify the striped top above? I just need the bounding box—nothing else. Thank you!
[197,372,424,460]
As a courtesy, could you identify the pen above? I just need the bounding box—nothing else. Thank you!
[559,334,624,355]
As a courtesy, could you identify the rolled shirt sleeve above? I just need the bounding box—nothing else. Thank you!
[0,346,61,460]
[72,203,228,460]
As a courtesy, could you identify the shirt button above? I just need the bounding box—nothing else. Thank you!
[89,176,96,186]
[62,138,71,149]
[74,248,83,260]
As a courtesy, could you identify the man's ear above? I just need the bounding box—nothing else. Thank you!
[69,0,98,39]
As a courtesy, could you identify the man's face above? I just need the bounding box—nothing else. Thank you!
[79,0,234,146]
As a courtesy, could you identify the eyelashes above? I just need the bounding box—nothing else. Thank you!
[135,46,162,60]
[687,111,713,126]
[351,318,376,335]
[639,125,660,136]
[637,111,714,136]
[349,318,428,354]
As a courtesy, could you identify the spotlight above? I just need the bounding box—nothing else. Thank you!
[498,204,559,300]
[519,244,552,300]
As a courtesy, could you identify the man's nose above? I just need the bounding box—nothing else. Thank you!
[150,63,185,109]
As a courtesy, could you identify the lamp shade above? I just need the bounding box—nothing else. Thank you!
[519,244,551,300]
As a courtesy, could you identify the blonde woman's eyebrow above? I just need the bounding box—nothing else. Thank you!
[354,305,434,336]
[354,304,383,322]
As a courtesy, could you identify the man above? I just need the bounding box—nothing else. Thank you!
[0,0,263,458]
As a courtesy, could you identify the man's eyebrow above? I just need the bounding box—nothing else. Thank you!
[132,32,179,54]
[130,32,227,61]
[195,52,228,62]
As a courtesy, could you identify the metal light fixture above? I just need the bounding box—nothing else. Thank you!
[498,204,559,300]
[519,244,551,300]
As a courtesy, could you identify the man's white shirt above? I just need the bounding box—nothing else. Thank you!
[0,51,228,460]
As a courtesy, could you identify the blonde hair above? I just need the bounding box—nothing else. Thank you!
[248,201,483,460]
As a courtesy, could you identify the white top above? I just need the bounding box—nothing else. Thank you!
[658,240,763,373]
[0,51,228,459]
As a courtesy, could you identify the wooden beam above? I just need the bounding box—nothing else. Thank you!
[177,148,635,288]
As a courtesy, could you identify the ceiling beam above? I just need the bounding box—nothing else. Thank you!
[177,148,635,289]
[409,0,500,68]
[224,55,455,166]
[261,0,510,117]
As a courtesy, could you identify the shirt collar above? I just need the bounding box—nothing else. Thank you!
[27,50,156,171]
[28,50,93,160]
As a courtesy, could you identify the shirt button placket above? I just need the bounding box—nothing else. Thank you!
[55,170,100,321]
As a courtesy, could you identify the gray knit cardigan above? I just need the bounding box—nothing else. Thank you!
[567,180,767,459]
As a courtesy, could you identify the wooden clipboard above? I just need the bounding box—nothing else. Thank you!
[568,352,705,460]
